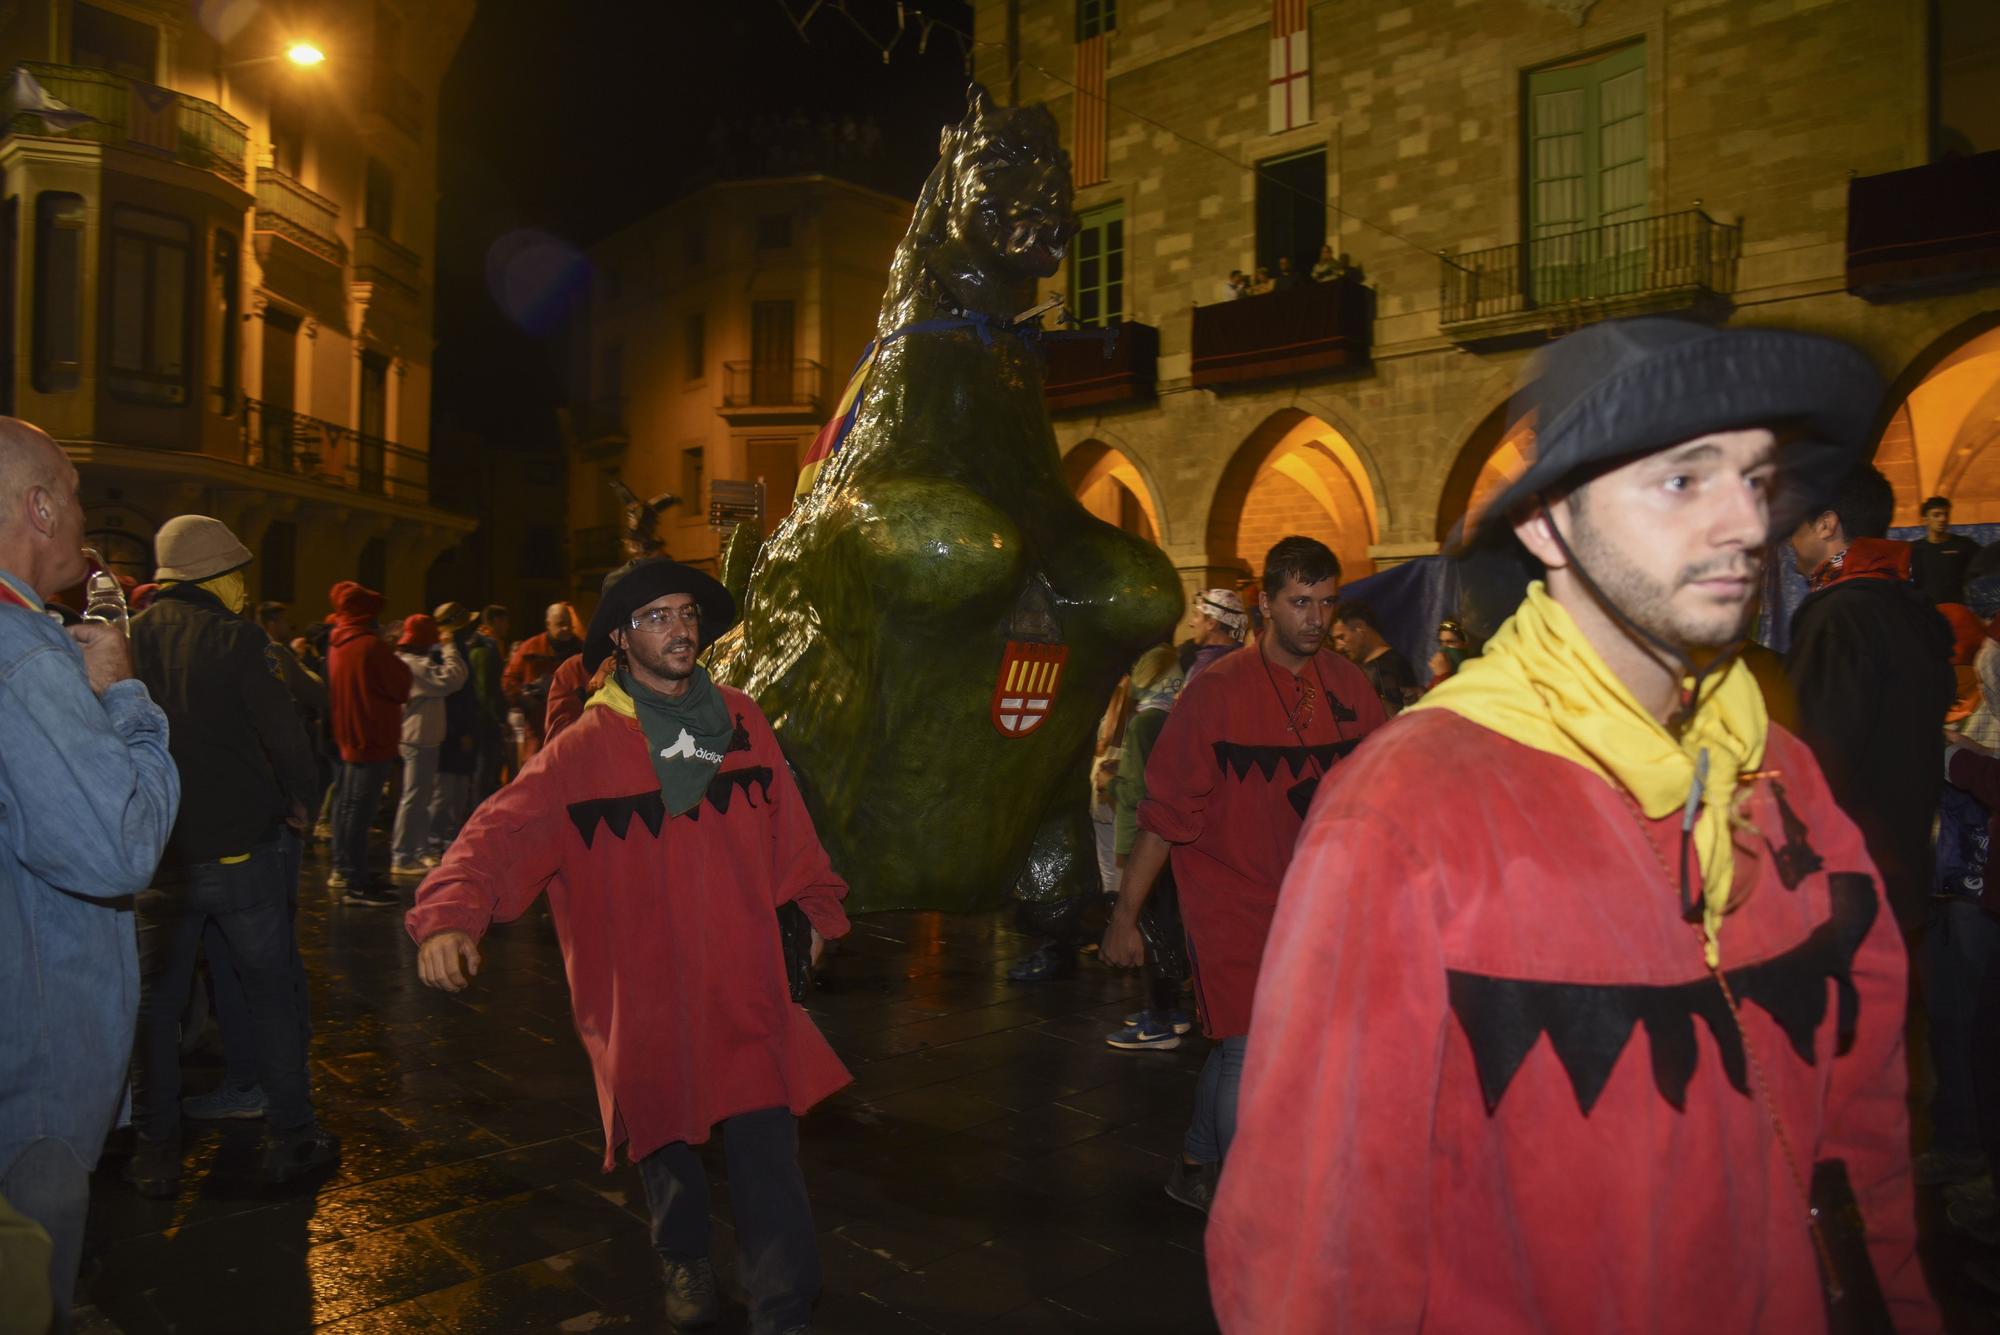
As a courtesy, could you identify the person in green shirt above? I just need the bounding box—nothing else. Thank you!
[1105,644,1193,1052]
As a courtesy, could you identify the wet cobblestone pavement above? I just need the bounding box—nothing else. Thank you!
[78,846,1220,1333]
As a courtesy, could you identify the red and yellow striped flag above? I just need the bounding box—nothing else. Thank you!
[1073,33,1107,187]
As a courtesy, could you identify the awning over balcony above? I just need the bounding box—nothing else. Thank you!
[1847,151,2000,300]
[1190,278,1370,390]
[1041,321,1157,413]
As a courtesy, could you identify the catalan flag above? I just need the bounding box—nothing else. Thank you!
[1074,33,1108,187]
[794,341,880,499]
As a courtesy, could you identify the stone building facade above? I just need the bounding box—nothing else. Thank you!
[973,0,2000,615]
[0,0,475,616]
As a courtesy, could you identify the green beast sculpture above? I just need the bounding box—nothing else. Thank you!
[708,86,1182,920]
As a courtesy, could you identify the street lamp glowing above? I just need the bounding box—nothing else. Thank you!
[286,42,326,67]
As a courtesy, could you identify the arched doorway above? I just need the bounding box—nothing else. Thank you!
[1876,321,2000,523]
[1064,439,1162,545]
[1435,401,1535,545]
[1206,410,1378,582]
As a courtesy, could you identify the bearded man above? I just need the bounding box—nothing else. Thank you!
[1207,319,1936,1332]
[407,558,849,1335]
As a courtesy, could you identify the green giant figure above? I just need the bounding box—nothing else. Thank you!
[708,86,1182,921]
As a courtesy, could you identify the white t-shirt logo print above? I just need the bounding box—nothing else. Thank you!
[659,728,724,765]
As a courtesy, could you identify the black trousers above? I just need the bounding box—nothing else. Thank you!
[637,1106,819,1334]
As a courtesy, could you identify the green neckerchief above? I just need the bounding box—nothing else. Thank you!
[620,666,733,816]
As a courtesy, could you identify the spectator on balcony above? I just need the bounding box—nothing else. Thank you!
[1225,270,1250,301]
[390,614,468,882]
[1272,257,1300,293]
[470,605,511,796]
[1248,267,1275,297]
[328,581,411,906]
[502,602,584,761]
[1310,244,1349,283]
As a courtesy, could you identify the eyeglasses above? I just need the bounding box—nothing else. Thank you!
[629,605,701,631]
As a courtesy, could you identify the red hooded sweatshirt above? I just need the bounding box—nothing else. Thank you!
[328,581,413,763]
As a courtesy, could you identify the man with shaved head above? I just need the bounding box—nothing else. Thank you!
[0,417,180,1322]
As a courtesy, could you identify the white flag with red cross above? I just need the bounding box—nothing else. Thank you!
[1268,0,1311,134]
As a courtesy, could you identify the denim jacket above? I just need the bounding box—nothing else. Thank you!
[0,594,179,1172]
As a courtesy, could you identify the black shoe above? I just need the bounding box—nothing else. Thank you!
[259,1129,341,1186]
[661,1255,718,1330]
[122,1136,180,1199]
[1165,1158,1218,1215]
[1006,943,1076,982]
[342,884,399,907]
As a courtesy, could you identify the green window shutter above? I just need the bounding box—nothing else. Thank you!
[1070,203,1125,328]
[1526,42,1646,304]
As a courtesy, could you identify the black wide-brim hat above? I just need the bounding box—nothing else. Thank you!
[584,557,736,669]
[1462,317,1884,551]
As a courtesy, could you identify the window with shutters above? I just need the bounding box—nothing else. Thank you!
[1525,43,1647,304]
[1076,0,1115,41]
[107,207,192,406]
[33,193,84,394]
[1069,204,1124,328]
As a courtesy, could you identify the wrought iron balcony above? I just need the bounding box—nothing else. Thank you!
[1847,150,2000,300]
[242,397,427,499]
[354,228,422,297]
[254,168,343,265]
[1439,209,1740,342]
[720,360,823,423]
[1190,275,1372,390]
[1042,320,1159,413]
[6,62,248,186]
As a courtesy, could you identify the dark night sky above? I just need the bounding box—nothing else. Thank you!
[429,0,976,473]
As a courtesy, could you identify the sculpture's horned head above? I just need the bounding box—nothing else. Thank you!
[938,85,1077,280]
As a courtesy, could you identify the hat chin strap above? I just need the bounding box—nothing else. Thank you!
[1534,498,1744,735]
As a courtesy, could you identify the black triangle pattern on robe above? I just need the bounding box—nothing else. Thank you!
[1445,872,1876,1117]
[1212,739,1362,782]
[566,766,778,845]
[1763,781,1825,891]
[727,714,752,755]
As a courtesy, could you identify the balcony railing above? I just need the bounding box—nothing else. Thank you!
[1042,320,1159,413]
[1847,150,2000,300]
[354,228,422,296]
[1190,275,1372,390]
[1439,209,1740,333]
[254,168,343,265]
[572,525,622,570]
[7,62,248,185]
[723,360,824,410]
[242,397,426,499]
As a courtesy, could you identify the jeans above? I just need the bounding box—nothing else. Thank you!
[1923,898,2000,1153]
[1184,1034,1249,1165]
[637,1107,819,1335]
[209,831,311,1091]
[332,760,390,883]
[0,1137,86,1327]
[392,743,439,866]
[473,730,506,800]
[428,771,472,854]
[133,843,315,1142]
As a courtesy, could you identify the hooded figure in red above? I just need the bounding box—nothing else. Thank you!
[327,580,412,764]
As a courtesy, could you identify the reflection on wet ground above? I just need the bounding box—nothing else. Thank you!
[79,848,1218,1333]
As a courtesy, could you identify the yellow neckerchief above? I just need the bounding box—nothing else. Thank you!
[1410,582,1766,965]
[587,673,636,717]
[163,569,248,614]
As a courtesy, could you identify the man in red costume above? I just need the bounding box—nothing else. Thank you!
[326,581,410,905]
[407,558,848,1335]
[1102,536,1386,1213]
[1209,319,1937,1332]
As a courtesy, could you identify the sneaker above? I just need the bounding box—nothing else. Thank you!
[1122,1008,1194,1034]
[343,884,400,907]
[1106,1013,1182,1051]
[326,870,350,890]
[1006,944,1076,982]
[182,1083,266,1120]
[389,861,427,881]
[259,1128,341,1187]
[122,1137,180,1199]
[1165,1158,1218,1215]
[312,821,333,843]
[660,1255,718,1330]
[1914,1149,1986,1187]
[418,852,442,868]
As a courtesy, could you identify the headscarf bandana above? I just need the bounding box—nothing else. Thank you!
[1410,582,1767,965]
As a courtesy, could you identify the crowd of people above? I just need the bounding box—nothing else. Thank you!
[3,307,1998,1332]
[1224,244,1358,300]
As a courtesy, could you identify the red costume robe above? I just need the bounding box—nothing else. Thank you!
[1208,711,1935,1333]
[1138,644,1386,1037]
[406,686,852,1170]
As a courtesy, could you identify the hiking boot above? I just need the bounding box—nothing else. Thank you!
[1165,1158,1218,1215]
[259,1128,340,1187]
[1106,1013,1183,1051]
[1005,944,1075,982]
[182,1083,266,1120]
[388,861,428,881]
[123,1137,180,1199]
[343,884,400,907]
[660,1255,718,1329]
